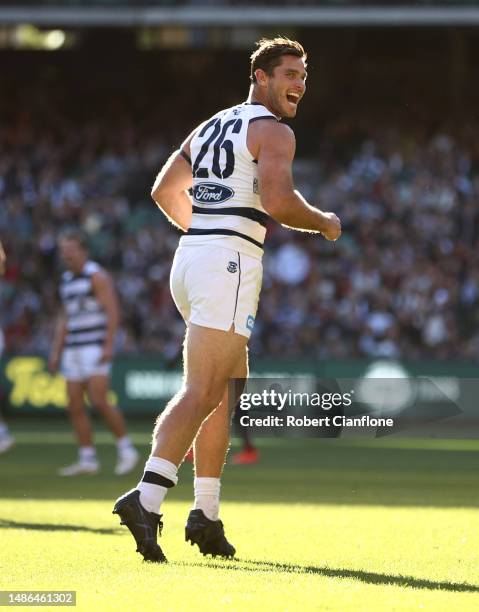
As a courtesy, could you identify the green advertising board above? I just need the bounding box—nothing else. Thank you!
[1,355,479,422]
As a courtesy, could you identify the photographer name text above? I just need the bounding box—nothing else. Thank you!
[239,415,394,428]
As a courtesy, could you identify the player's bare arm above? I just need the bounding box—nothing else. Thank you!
[48,311,67,373]
[151,134,194,232]
[91,270,119,363]
[251,120,341,241]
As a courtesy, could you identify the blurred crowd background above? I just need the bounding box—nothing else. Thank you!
[2,24,479,362]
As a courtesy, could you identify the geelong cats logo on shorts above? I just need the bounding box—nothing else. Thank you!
[227,261,238,273]
[193,182,235,204]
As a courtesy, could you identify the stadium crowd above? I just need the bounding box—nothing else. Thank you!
[1,111,479,361]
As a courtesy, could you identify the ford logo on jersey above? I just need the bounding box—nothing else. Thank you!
[193,182,235,204]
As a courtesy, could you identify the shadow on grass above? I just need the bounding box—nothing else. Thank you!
[0,518,121,535]
[181,559,479,593]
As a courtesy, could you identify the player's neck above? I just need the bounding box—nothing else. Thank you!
[69,259,87,275]
[246,87,281,120]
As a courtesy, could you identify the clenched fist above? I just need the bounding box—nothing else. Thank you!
[320,212,341,241]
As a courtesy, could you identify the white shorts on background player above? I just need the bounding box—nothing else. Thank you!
[61,345,111,382]
[170,244,262,338]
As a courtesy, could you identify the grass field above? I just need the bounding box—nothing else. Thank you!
[1,418,479,611]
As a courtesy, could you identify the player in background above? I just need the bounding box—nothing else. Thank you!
[0,240,15,454]
[231,411,259,464]
[49,230,139,476]
[113,37,341,562]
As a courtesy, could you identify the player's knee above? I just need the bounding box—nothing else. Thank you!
[88,389,107,409]
[183,385,224,416]
[67,400,85,415]
[92,400,113,414]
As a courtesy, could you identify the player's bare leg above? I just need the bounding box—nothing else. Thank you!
[194,347,248,478]
[113,323,246,562]
[59,380,99,476]
[87,375,127,437]
[183,339,247,558]
[87,375,138,475]
[193,400,231,477]
[66,380,91,446]
[151,324,247,465]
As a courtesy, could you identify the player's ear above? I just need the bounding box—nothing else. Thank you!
[254,68,269,87]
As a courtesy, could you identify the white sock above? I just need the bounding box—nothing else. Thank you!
[79,446,96,462]
[194,477,221,521]
[137,456,178,514]
[117,436,134,454]
[0,423,9,437]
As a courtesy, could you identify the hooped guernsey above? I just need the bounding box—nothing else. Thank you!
[180,101,278,259]
[59,261,107,348]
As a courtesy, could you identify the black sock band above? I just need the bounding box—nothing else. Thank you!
[141,471,176,488]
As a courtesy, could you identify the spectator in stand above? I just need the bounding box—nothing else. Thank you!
[1,109,479,363]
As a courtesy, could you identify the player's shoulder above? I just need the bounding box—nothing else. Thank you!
[247,119,294,162]
[84,260,104,276]
[221,101,279,127]
[196,101,274,128]
[251,117,295,144]
[243,102,277,122]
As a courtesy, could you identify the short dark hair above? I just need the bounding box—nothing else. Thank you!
[250,37,306,84]
[58,228,89,251]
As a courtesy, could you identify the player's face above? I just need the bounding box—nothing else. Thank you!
[266,55,307,119]
[59,239,87,272]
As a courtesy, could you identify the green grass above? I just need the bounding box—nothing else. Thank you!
[1,419,479,611]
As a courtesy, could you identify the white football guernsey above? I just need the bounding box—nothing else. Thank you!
[180,102,278,260]
[59,261,107,348]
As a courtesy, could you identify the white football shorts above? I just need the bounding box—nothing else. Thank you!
[170,244,263,339]
[61,344,111,382]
